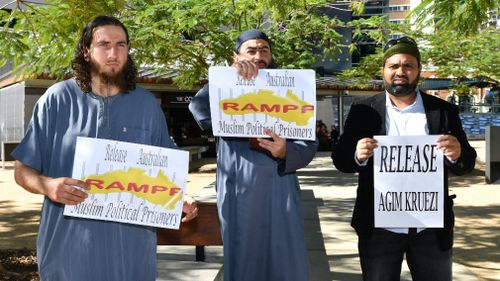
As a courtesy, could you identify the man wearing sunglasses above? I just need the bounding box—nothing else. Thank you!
[332,36,477,280]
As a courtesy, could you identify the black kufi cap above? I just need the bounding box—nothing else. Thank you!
[235,29,271,53]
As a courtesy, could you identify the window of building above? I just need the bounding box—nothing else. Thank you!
[387,5,411,12]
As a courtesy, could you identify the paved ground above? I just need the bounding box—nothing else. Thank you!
[0,140,498,280]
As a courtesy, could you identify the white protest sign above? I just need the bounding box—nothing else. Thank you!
[373,135,444,228]
[63,137,189,229]
[208,66,316,140]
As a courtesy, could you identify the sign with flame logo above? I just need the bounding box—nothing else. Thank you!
[63,137,189,229]
[209,67,316,140]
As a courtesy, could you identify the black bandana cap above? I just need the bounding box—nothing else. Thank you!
[235,29,271,53]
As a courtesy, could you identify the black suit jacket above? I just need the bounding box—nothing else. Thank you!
[332,91,477,250]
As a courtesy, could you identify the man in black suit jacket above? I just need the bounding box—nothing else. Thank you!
[332,36,476,281]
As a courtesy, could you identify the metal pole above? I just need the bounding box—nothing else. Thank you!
[337,90,344,135]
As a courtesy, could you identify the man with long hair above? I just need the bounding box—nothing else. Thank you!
[71,16,137,94]
[12,15,198,280]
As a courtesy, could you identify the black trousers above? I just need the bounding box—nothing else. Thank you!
[358,229,452,281]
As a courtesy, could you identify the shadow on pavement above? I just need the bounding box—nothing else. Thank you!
[0,200,41,249]
[301,179,362,280]
[449,162,487,188]
[454,204,500,281]
[298,168,358,187]
[301,190,332,280]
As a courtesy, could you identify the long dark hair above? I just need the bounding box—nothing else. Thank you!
[71,15,137,93]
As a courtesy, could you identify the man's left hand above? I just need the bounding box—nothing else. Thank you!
[437,134,461,161]
[182,195,198,223]
[257,128,286,159]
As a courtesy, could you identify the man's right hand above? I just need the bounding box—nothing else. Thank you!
[232,59,259,80]
[14,161,89,205]
[40,176,89,205]
[355,137,378,162]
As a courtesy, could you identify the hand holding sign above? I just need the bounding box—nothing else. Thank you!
[48,177,89,205]
[43,176,89,205]
[437,134,461,161]
[356,137,378,162]
[14,161,90,205]
[232,59,259,80]
[182,195,199,223]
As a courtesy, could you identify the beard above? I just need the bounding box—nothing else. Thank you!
[256,59,269,69]
[385,75,419,97]
[90,59,128,89]
[266,58,277,69]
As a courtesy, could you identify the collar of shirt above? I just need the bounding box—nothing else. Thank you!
[385,89,428,136]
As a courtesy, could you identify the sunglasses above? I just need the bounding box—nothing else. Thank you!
[383,36,417,52]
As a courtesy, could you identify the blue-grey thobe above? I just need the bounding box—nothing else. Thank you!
[12,79,175,281]
[189,85,317,281]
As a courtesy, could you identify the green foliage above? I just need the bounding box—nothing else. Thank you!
[454,82,474,97]
[122,0,240,87]
[340,49,383,86]
[122,0,358,87]
[341,0,499,88]
[340,22,416,86]
[349,1,365,16]
[350,16,396,43]
[423,27,499,79]
[0,0,125,79]
[4,0,494,91]
[268,10,344,69]
[340,22,499,88]
[409,0,499,35]
[0,0,383,89]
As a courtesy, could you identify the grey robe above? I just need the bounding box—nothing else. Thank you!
[189,85,317,281]
[12,79,175,281]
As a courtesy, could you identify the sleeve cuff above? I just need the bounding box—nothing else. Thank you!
[354,153,368,166]
[446,156,457,164]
